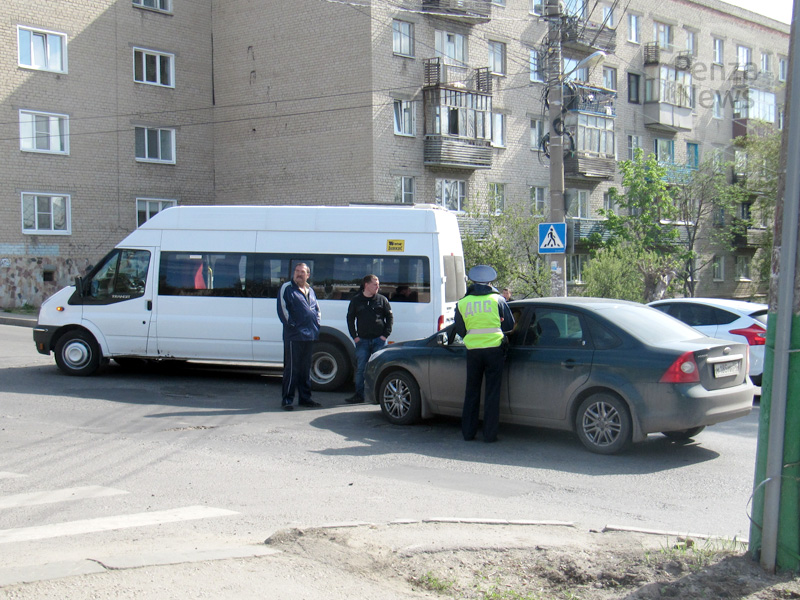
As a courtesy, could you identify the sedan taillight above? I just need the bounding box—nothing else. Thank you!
[660,351,700,383]
[729,324,766,346]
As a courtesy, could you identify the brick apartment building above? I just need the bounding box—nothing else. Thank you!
[0,0,790,307]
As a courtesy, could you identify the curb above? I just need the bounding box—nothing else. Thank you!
[0,314,37,328]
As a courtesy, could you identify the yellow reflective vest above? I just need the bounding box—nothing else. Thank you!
[457,293,504,349]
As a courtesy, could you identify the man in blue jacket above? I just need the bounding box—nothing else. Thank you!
[277,262,321,410]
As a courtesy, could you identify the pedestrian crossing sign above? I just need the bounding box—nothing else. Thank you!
[538,222,567,254]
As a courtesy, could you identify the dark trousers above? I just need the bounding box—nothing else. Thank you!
[462,345,505,442]
[282,340,313,405]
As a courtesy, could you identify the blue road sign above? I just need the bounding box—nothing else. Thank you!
[538,222,567,254]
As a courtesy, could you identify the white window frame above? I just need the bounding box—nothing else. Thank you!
[530,118,545,150]
[529,49,545,82]
[737,45,752,72]
[488,183,506,214]
[17,26,67,73]
[133,47,175,87]
[393,100,416,137]
[566,189,589,218]
[135,126,176,164]
[761,52,771,74]
[435,30,467,66]
[133,0,171,11]
[577,113,615,158]
[488,41,506,76]
[654,22,673,51]
[627,134,641,160]
[21,192,71,235]
[530,0,544,15]
[137,198,176,226]
[491,113,506,148]
[712,256,724,282]
[394,176,415,204]
[735,256,751,281]
[392,20,414,57]
[568,254,588,284]
[628,14,640,43]
[686,30,697,56]
[654,138,675,163]
[19,109,69,154]
[531,186,548,215]
[713,38,724,65]
[602,66,617,90]
[564,57,587,82]
[602,6,614,27]
[779,57,788,82]
[713,92,723,119]
[435,179,467,212]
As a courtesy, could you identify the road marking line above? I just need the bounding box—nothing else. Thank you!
[0,505,239,544]
[0,486,129,510]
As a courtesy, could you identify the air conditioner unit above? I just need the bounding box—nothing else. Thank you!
[675,54,692,70]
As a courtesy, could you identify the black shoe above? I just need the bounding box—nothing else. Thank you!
[345,395,364,404]
[281,403,294,411]
[299,400,321,408]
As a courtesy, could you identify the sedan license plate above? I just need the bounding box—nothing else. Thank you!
[714,361,740,378]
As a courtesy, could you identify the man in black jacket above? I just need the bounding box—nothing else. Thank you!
[346,275,393,404]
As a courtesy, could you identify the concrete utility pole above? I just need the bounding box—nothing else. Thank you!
[546,0,567,297]
[749,0,800,573]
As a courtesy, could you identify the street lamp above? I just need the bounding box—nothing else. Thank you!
[545,0,605,296]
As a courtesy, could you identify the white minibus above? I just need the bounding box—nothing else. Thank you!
[33,205,466,391]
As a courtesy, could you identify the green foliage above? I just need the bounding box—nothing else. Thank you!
[461,206,552,299]
[412,571,455,592]
[581,246,681,302]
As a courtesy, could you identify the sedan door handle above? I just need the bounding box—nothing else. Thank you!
[561,359,580,368]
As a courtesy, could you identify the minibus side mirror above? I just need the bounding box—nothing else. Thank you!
[74,276,84,297]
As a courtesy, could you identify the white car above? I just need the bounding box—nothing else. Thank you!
[648,298,767,386]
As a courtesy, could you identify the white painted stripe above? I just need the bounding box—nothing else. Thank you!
[0,505,239,544]
[0,472,26,480]
[0,486,129,510]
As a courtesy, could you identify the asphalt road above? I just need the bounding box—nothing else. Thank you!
[0,322,761,591]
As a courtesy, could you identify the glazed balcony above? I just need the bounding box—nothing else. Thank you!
[563,85,617,180]
[562,16,616,53]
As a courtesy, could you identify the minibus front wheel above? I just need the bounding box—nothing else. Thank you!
[54,329,102,376]
[310,341,349,392]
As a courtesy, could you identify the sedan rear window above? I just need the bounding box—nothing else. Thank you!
[595,305,705,345]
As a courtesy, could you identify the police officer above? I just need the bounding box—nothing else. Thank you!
[453,265,514,443]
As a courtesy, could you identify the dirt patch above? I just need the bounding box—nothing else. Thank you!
[266,522,800,599]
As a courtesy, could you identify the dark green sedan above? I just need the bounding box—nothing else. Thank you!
[364,298,754,454]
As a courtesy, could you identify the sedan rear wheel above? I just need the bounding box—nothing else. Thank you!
[576,393,631,454]
[379,370,421,426]
[662,426,705,440]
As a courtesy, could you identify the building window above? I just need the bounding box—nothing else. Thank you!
[576,114,615,157]
[566,189,589,218]
[19,110,69,154]
[686,142,699,169]
[654,22,673,51]
[22,193,70,234]
[530,0,544,15]
[435,179,467,212]
[628,14,640,43]
[713,92,723,119]
[435,30,467,65]
[393,100,416,136]
[135,126,175,163]
[602,66,617,90]
[137,198,176,226]
[735,89,776,123]
[529,49,545,82]
[133,0,170,10]
[392,20,414,57]
[568,254,587,284]
[530,118,545,150]
[134,48,174,87]
[654,138,674,163]
[627,134,641,160]
[492,113,506,147]
[627,73,641,103]
[737,45,752,72]
[779,57,788,82]
[779,107,785,130]
[603,191,618,214]
[713,38,724,64]
[761,52,771,74]
[686,30,697,56]
[17,26,66,73]
[431,90,490,141]
[563,57,587,82]
[736,256,751,281]
[531,186,548,215]
[488,183,505,214]
[645,66,692,107]
[394,176,415,204]
[712,256,724,281]
[492,0,505,5]
[602,5,614,26]
[488,41,506,75]
[563,0,586,18]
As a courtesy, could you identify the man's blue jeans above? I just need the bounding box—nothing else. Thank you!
[355,337,386,399]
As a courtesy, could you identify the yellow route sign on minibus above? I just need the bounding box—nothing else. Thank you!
[387,240,405,252]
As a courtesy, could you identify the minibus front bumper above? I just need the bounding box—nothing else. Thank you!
[33,326,55,355]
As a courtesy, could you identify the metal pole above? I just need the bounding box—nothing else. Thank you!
[759,0,800,573]
[546,0,567,297]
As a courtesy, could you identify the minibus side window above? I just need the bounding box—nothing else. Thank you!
[83,249,150,304]
[159,252,247,297]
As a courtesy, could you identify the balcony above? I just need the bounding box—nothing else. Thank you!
[731,66,775,90]
[563,85,617,180]
[661,163,697,185]
[562,16,616,53]
[423,58,493,170]
[732,219,769,247]
[416,0,492,23]
[564,155,616,179]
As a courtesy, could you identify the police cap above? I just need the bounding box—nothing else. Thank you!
[468,265,497,284]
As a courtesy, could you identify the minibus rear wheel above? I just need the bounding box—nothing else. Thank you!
[310,341,349,392]
[54,330,101,376]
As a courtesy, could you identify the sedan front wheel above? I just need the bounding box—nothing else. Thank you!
[575,393,632,454]
[378,370,421,426]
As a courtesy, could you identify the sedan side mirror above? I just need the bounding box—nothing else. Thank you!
[436,331,449,346]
